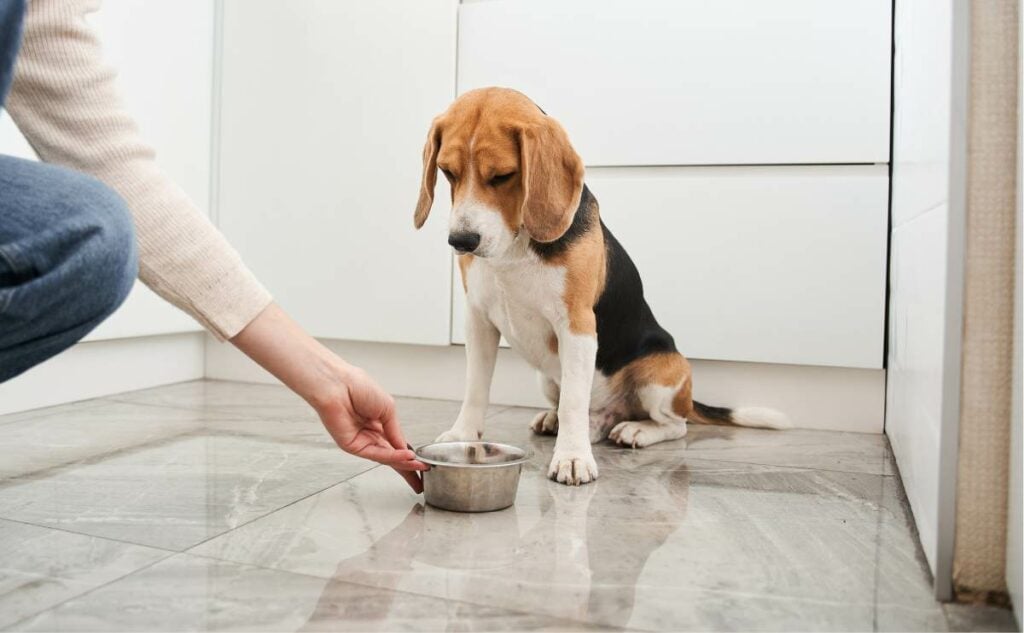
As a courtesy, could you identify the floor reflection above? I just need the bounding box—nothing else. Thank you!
[304,448,691,630]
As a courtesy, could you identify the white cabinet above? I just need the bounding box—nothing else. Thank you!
[885,0,958,588]
[451,0,891,370]
[458,0,892,167]
[452,165,888,368]
[591,165,888,369]
[0,0,212,340]
[217,0,458,345]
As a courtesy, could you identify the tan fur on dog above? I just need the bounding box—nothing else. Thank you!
[414,88,584,243]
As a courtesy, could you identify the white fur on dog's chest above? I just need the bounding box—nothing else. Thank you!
[464,251,565,375]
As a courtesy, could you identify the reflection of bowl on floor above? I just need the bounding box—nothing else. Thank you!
[415,503,523,570]
[415,441,531,512]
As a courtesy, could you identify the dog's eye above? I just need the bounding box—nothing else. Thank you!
[440,168,456,182]
[489,172,516,186]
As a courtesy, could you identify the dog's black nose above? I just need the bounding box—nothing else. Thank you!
[448,231,481,253]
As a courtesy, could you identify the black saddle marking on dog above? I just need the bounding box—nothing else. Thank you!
[594,218,678,376]
[530,183,677,376]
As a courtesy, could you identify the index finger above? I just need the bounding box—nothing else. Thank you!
[378,407,411,454]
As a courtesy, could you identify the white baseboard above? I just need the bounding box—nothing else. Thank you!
[0,333,205,416]
[205,336,885,433]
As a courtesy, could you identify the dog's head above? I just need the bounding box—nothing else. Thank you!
[413,87,584,258]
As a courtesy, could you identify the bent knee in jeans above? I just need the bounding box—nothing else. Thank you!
[0,155,138,381]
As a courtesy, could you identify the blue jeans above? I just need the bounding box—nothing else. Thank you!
[0,0,24,105]
[0,156,139,382]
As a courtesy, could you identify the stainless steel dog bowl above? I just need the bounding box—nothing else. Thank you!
[415,441,531,512]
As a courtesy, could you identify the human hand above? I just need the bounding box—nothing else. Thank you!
[315,365,428,493]
[230,304,427,493]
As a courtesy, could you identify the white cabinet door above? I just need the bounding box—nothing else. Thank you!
[217,0,457,345]
[0,0,211,340]
[458,0,891,166]
[593,165,888,368]
[451,165,888,369]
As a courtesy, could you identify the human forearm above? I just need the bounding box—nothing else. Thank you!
[231,303,427,491]
[230,303,352,409]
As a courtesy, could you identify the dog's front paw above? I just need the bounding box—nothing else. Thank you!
[435,426,481,443]
[529,409,559,435]
[548,451,599,485]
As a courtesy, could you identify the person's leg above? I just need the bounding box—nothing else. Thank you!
[0,0,26,105]
[0,154,138,382]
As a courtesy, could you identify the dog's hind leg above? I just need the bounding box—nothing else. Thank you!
[609,384,688,448]
[589,407,620,444]
[609,418,687,448]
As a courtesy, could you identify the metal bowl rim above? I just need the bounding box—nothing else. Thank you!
[414,441,533,469]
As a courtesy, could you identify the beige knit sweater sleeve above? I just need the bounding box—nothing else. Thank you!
[5,0,272,341]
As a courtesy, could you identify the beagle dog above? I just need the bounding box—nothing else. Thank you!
[414,88,789,485]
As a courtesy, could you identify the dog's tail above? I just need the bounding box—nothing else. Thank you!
[689,401,792,430]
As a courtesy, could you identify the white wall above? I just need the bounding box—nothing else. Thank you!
[0,335,204,416]
[885,0,962,595]
[205,335,884,433]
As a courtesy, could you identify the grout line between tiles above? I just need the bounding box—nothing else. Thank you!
[0,399,109,427]
[0,464,380,557]
[485,404,517,418]
[0,510,193,555]
[653,454,896,479]
[105,394,486,424]
[104,397,281,419]
[870,462,888,632]
[169,544,916,633]
[0,515,179,554]
[58,548,633,633]
[0,546,178,631]
[0,429,206,486]
[176,463,382,555]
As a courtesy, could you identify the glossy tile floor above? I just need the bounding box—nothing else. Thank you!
[0,380,1018,632]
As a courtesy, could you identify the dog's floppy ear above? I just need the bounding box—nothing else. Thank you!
[518,117,584,243]
[414,118,443,229]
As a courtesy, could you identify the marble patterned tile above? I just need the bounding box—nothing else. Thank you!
[0,399,108,427]
[873,604,949,632]
[397,397,507,426]
[619,586,880,632]
[942,603,1019,632]
[110,380,504,429]
[0,432,375,551]
[0,401,226,480]
[875,495,944,613]
[0,518,168,629]
[484,406,894,476]
[109,380,311,419]
[191,456,937,630]
[13,554,614,632]
[0,383,952,632]
[681,425,894,476]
